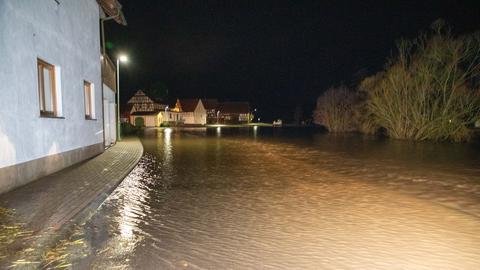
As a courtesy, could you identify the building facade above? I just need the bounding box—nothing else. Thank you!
[174,99,207,125]
[126,90,182,127]
[102,54,117,146]
[0,0,125,193]
[202,99,219,124]
[217,102,251,124]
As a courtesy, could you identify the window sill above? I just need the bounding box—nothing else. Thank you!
[85,117,97,121]
[40,114,64,119]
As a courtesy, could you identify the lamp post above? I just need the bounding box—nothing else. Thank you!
[116,54,128,141]
[164,105,169,125]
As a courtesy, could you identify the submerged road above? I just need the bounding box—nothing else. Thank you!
[69,128,480,269]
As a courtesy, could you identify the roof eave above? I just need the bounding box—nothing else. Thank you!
[97,0,127,26]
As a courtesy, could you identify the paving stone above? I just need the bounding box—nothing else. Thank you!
[0,137,143,265]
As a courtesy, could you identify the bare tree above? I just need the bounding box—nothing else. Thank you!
[313,85,356,132]
[360,22,480,142]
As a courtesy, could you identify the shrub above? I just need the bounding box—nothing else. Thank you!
[313,85,357,132]
[360,22,480,142]
[121,122,140,135]
[353,83,381,134]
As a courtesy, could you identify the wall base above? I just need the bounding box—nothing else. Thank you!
[0,143,104,194]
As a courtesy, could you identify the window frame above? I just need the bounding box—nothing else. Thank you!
[84,80,95,120]
[37,59,58,117]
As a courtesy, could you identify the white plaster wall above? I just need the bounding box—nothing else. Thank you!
[194,101,207,125]
[0,0,103,168]
[183,113,195,124]
[183,101,206,125]
[145,116,157,127]
[103,84,116,146]
[131,116,156,127]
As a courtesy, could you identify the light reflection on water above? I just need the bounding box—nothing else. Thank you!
[77,127,480,269]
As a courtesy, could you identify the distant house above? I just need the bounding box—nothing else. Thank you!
[174,99,207,125]
[126,90,183,127]
[0,0,126,193]
[127,90,167,127]
[128,90,166,113]
[125,93,251,127]
[217,102,251,124]
[202,99,219,124]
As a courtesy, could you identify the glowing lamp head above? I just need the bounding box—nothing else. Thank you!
[119,55,128,63]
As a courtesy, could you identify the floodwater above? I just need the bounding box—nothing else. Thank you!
[73,127,480,269]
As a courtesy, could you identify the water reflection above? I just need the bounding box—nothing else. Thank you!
[75,127,480,269]
[81,159,158,269]
[163,128,172,162]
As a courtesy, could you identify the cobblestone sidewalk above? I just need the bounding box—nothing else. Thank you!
[0,137,143,266]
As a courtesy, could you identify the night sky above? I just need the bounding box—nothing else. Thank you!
[105,0,480,122]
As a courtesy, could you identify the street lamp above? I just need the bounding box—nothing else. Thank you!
[116,54,128,141]
[251,108,257,123]
[164,105,169,125]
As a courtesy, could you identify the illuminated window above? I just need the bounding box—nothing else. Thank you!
[37,59,60,117]
[84,81,95,119]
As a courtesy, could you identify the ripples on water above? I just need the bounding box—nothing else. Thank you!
[75,127,480,269]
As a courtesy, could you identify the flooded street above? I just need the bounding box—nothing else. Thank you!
[74,127,480,269]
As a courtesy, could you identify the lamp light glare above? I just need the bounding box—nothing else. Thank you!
[119,55,128,63]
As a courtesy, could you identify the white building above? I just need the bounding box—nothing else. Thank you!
[0,0,126,193]
[174,99,207,125]
[102,55,118,147]
[126,90,187,127]
[130,110,184,127]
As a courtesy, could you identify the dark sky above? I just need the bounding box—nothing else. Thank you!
[105,0,480,122]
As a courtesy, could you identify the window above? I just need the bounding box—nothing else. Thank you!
[37,59,59,117]
[84,81,95,119]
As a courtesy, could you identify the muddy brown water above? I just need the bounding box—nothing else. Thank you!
[73,127,480,269]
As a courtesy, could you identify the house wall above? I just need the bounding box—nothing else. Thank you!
[183,112,195,124]
[130,116,157,127]
[146,116,157,127]
[206,109,218,124]
[183,102,206,125]
[103,84,116,146]
[219,113,250,124]
[0,0,104,193]
[159,111,183,124]
[194,101,207,125]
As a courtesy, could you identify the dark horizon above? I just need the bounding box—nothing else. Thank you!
[105,0,480,122]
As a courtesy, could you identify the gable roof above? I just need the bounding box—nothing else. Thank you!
[178,99,201,112]
[201,99,218,110]
[218,102,250,114]
[127,90,154,104]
